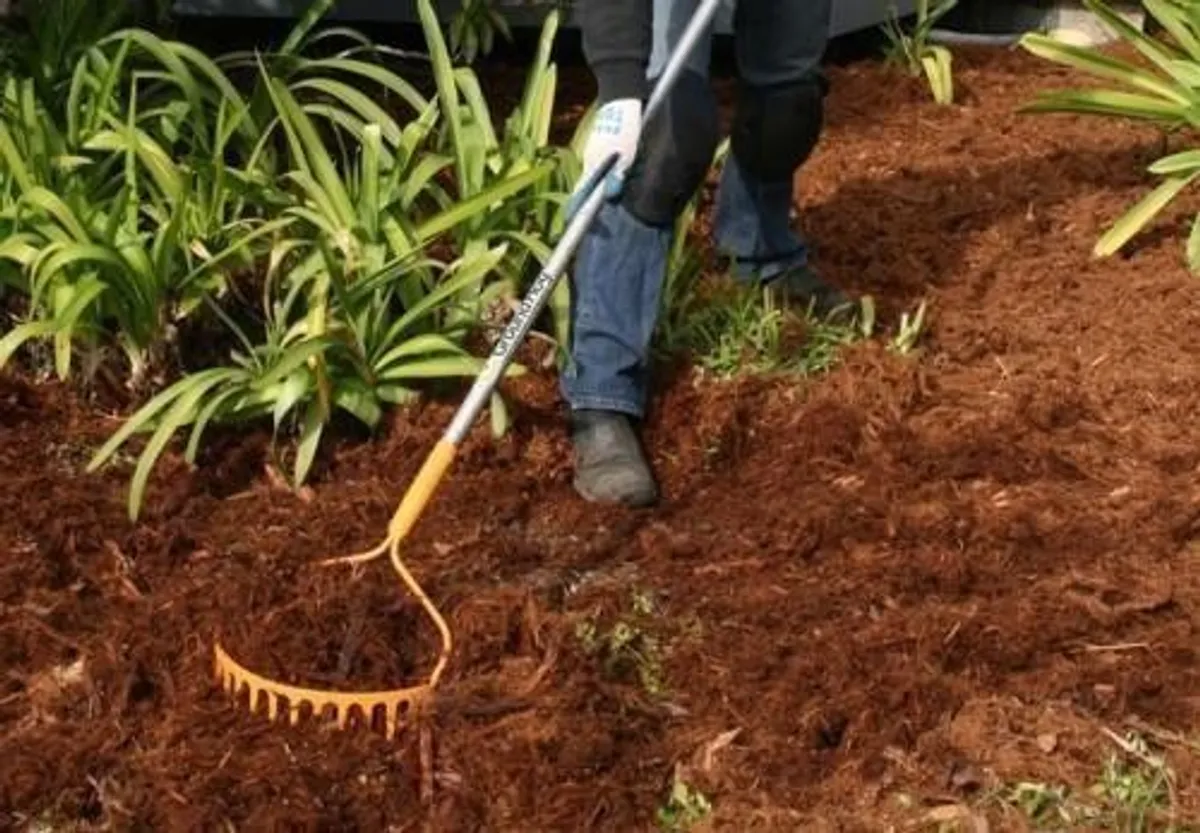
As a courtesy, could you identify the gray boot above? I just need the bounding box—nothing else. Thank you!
[570,409,659,507]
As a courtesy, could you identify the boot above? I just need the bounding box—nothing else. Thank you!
[739,259,854,324]
[570,409,659,507]
[764,261,855,323]
[768,262,854,324]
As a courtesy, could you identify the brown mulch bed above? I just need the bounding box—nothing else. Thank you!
[3,44,1200,831]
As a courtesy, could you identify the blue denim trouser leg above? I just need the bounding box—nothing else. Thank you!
[560,0,710,419]
[560,204,674,418]
[561,0,830,418]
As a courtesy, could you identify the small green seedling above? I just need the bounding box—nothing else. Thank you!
[656,772,712,832]
[1091,732,1175,831]
[1004,781,1081,827]
[889,299,928,355]
[576,590,666,696]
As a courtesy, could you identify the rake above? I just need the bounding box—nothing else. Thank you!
[214,0,726,739]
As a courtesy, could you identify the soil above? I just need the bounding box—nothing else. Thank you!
[5,43,1200,832]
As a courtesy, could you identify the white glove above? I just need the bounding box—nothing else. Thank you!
[566,98,643,219]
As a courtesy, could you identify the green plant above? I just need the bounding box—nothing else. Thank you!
[889,299,928,355]
[1094,731,1176,831]
[1002,782,1079,828]
[0,46,275,386]
[412,3,577,363]
[0,0,345,386]
[666,282,863,379]
[989,731,1191,832]
[87,244,526,519]
[0,0,576,519]
[656,772,712,832]
[881,0,957,105]
[491,8,579,353]
[1019,0,1200,270]
[449,0,513,64]
[576,590,666,696]
[9,0,171,104]
[68,0,574,520]
[416,1,569,275]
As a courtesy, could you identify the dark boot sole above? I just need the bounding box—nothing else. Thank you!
[572,474,659,508]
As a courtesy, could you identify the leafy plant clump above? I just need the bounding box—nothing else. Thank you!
[881,0,957,105]
[0,0,576,519]
[575,590,667,697]
[1020,0,1200,271]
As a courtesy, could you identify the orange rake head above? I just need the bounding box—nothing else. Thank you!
[212,642,432,739]
[211,447,456,740]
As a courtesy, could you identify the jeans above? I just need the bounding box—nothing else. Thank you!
[561,0,833,418]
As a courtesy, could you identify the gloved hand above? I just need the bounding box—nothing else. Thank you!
[565,97,643,222]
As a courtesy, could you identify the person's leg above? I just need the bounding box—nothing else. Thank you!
[561,208,672,423]
[562,0,719,505]
[562,203,671,506]
[712,0,850,319]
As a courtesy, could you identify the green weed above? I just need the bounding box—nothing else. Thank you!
[575,589,666,697]
[656,771,712,832]
[888,298,929,355]
[666,282,865,379]
[989,731,1193,832]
